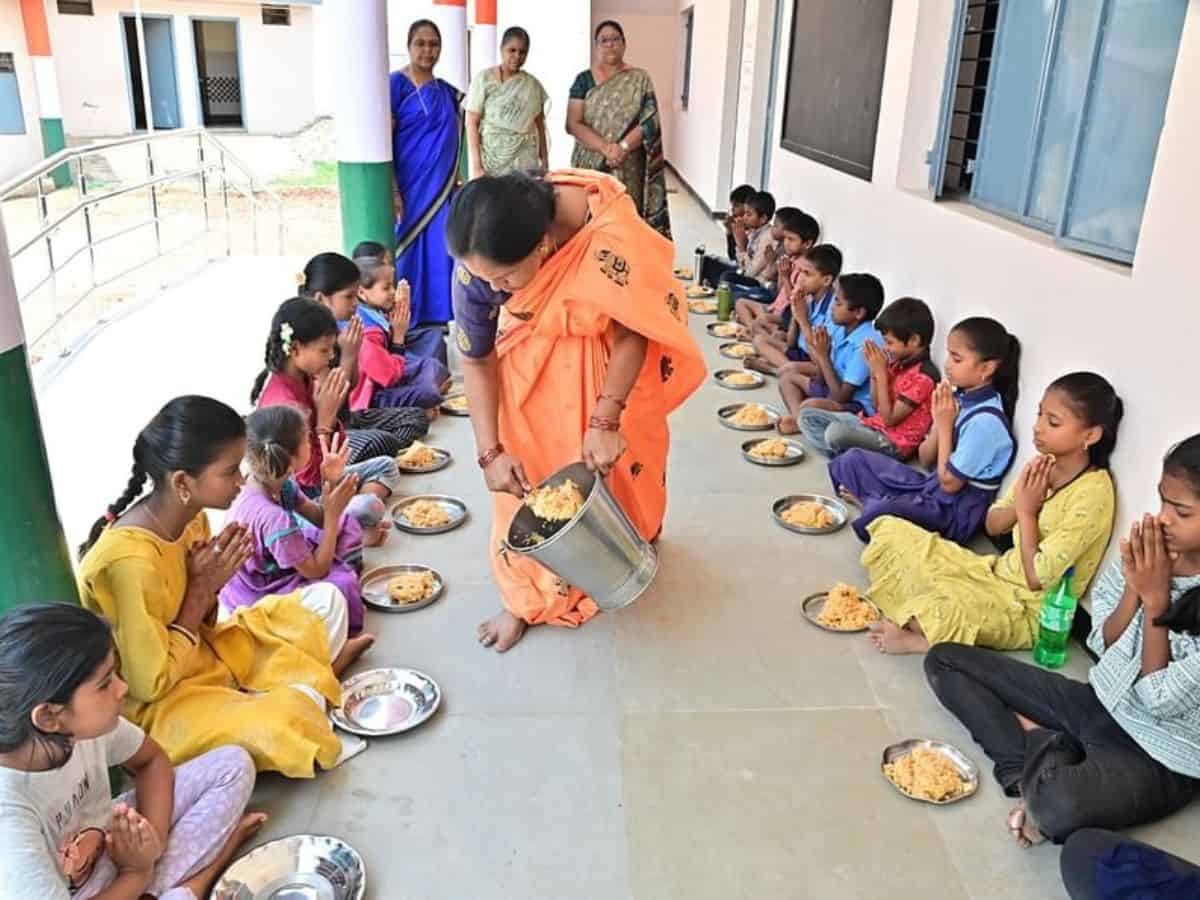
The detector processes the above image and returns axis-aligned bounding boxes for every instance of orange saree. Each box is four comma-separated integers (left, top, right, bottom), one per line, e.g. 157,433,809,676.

491,169,705,627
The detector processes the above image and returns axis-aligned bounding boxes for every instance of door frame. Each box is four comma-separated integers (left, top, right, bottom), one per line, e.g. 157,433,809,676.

188,15,247,129
119,12,182,131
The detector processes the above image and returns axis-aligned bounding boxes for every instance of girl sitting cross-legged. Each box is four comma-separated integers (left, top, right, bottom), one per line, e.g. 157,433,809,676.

77,395,373,777
220,405,367,636
831,316,1021,545
925,434,1200,848
252,297,404,545
299,252,449,412
0,602,267,900
863,372,1122,654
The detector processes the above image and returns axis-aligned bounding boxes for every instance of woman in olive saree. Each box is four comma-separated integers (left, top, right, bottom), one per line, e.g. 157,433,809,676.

566,20,671,238
465,26,549,178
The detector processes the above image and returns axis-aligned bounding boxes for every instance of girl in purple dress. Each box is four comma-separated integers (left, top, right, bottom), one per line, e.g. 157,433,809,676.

220,406,366,634
830,317,1021,545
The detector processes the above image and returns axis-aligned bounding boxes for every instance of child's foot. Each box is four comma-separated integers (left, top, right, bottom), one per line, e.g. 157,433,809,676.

363,521,391,548
744,355,776,377
178,811,269,899
331,632,376,676
867,620,931,655
1007,803,1046,849
477,609,527,653
1014,712,1044,732
426,407,440,421
837,487,863,508
777,416,800,436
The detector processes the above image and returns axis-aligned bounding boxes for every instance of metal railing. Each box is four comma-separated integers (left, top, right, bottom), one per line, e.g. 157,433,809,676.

0,128,286,358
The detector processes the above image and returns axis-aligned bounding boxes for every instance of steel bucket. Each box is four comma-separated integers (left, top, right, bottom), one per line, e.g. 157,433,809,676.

504,462,658,612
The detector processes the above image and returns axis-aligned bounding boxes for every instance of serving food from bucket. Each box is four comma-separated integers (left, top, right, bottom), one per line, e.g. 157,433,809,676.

505,461,658,612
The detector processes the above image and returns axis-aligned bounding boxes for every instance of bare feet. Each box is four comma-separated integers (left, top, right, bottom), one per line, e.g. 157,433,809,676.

744,355,777,377
867,619,931,655
837,487,863,508
477,609,527,653
363,521,391,548
178,811,268,898
1014,712,1044,732
778,415,800,436
1007,803,1046,849
331,633,376,676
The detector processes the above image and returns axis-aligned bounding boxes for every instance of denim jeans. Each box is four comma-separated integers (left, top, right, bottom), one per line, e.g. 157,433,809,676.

924,644,1199,843
797,409,899,458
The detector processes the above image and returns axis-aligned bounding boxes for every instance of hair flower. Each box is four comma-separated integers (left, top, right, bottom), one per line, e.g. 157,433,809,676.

280,322,295,355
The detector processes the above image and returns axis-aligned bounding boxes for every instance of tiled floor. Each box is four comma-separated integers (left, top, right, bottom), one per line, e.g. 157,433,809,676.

33,177,1200,898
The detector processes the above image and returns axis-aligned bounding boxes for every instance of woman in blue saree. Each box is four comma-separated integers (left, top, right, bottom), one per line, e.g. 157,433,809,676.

391,19,462,329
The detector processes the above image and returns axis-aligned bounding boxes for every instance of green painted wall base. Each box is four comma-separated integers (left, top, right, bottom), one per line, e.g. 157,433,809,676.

0,342,77,611
39,118,71,190
337,160,395,256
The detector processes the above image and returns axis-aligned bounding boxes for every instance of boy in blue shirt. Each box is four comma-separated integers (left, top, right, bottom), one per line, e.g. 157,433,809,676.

747,243,842,376
778,272,884,435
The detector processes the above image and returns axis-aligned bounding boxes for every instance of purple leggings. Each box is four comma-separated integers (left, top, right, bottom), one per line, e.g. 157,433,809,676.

75,746,255,900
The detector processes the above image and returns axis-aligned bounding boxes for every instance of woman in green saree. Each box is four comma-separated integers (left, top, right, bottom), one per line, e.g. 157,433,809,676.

566,20,671,238
465,26,549,179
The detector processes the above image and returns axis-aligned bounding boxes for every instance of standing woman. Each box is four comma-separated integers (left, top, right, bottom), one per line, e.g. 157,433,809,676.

465,27,549,179
566,20,671,238
391,19,462,328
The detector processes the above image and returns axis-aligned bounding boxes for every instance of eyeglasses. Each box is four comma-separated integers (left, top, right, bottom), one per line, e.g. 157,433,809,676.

596,36,624,46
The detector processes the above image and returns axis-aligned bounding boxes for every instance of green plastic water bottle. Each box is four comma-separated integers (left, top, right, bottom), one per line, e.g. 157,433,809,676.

1033,567,1077,669
717,283,734,322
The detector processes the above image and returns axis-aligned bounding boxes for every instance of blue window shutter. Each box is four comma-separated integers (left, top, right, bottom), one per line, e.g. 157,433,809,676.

971,1,1055,215
1059,0,1187,259
0,53,25,136
928,0,968,196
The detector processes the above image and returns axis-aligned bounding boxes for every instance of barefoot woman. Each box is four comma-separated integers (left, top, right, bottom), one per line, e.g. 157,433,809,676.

447,170,704,652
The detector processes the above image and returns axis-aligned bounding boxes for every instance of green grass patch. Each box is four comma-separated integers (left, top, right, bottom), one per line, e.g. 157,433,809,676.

271,160,338,189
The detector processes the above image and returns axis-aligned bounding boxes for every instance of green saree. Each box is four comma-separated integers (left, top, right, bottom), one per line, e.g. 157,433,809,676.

569,67,671,238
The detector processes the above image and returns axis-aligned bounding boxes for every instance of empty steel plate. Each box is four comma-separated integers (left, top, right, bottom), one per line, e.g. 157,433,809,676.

211,833,366,900
330,667,442,737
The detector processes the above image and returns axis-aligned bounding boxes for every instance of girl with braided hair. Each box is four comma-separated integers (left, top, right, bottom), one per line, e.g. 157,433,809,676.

252,297,403,545
76,396,373,777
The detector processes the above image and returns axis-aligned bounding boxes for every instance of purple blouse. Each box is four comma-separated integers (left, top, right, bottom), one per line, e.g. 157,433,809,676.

451,263,509,358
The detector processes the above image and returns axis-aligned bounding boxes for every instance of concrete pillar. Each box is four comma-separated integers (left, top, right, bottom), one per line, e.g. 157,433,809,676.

472,0,498,78
18,0,69,188
333,0,395,254
431,0,468,92
0,210,77,611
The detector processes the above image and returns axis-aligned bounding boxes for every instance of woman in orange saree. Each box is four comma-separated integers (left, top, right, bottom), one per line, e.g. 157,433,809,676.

447,169,705,651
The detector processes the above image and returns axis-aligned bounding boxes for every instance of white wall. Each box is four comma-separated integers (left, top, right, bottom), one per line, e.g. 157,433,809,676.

665,0,736,210
0,0,45,184
750,0,1200,531
48,0,316,137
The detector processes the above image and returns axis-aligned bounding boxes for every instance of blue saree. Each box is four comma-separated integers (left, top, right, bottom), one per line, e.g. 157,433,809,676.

390,71,462,326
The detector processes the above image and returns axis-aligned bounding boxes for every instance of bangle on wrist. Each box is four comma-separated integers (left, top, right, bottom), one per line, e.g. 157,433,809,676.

477,443,505,469
588,415,621,433
598,392,627,411
168,623,198,645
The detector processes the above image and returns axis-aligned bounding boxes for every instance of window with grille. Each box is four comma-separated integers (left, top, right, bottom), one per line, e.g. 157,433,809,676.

261,5,291,26
0,52,25,135
929,0,1187,263
57,0,94,14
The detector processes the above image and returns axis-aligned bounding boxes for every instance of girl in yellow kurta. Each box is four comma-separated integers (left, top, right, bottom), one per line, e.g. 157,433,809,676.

863,373,1123,654
76,396,374,777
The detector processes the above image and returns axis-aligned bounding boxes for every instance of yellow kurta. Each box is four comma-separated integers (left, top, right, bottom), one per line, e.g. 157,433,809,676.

863,469,1115,649
77,513,342,777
